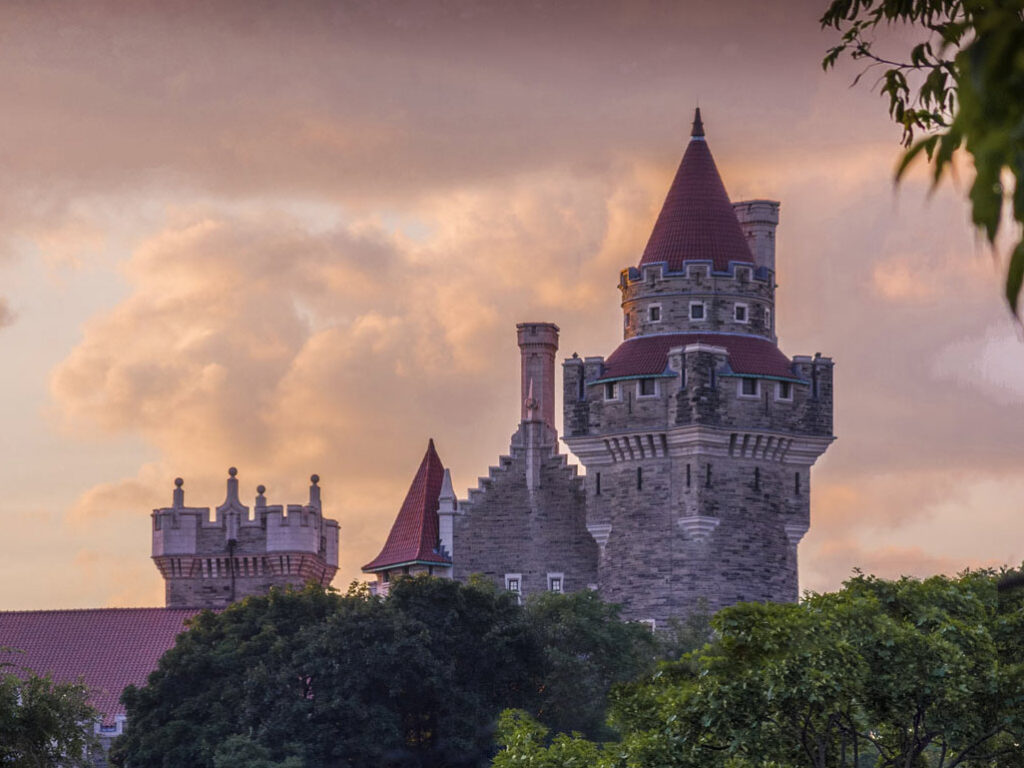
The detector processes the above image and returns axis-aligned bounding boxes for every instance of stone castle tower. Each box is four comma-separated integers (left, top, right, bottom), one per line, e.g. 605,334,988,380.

562,109,834,625
152,469,340,609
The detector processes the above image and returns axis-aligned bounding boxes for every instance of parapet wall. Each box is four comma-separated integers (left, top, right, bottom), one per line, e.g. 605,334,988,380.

152,469,340,609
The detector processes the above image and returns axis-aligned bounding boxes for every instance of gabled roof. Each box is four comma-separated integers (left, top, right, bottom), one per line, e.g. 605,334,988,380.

639,109,753,272
362,439,451,572
600,333,798,381
0,608,198,725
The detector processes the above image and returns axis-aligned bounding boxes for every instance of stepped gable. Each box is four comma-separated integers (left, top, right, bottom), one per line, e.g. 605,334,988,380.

0,608,198,725
363,439,451,572
639,108,753,272
600,333,797,380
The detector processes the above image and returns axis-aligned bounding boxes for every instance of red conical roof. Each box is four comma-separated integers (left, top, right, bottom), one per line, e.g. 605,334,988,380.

639,109,753,272
362,439,451,572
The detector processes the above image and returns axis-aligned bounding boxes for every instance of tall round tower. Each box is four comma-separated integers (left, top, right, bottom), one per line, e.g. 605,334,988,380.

563,110,834,625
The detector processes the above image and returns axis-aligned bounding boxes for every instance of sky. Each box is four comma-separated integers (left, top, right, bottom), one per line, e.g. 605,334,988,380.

0,0,1021,610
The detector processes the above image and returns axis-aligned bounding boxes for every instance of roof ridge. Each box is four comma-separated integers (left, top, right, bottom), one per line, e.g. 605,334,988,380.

0,607,199,615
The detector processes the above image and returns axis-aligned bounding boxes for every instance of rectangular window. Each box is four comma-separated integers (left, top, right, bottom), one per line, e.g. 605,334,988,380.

764,307,772,330
734,303,748,323
638,378,657,397
547,573,564,593
686,463,691,488
738,378,760,398
649,305,662,322
604,382,618,401
595,472,601,496
505,573,522,603
689,302,706,321
636,467,643,490
705,464,712,487
776,381,793,401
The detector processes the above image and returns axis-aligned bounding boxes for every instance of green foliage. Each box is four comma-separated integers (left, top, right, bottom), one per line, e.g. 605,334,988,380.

113,580,659,767
656,598,715,661
494,571,1024,768
821,0,1024,314
113,580,543,768
0,668,98,767
524,590,659,739
493,711,605,768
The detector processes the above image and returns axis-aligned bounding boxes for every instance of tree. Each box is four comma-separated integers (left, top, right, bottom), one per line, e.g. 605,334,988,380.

0,664,98,767
821,0,1024,314
524,589,659,740
112,579,543,768
495,571,1024,768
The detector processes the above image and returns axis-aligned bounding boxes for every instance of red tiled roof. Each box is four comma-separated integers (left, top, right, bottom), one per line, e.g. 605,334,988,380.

639,109,753,272
601,333,797,380
362,439,451,572
0,608,198,725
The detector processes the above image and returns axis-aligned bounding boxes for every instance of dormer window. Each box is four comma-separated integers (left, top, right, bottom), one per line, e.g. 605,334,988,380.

604,382,618,401
738,378,760,398
689,301,706,321
775,381,793,401
649,304,662,323
734,303,749,323
638,378,657,397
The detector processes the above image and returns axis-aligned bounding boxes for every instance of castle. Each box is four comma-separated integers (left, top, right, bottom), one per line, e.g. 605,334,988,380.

361,109,834,626
0,111,834,739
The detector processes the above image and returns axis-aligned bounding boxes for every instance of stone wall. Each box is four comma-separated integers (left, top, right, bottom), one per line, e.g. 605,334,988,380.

452,447,598,598
620,266,775,340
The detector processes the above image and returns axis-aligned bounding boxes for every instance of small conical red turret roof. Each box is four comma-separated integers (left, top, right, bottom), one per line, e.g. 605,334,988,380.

362,439,451,572
639,109,753,272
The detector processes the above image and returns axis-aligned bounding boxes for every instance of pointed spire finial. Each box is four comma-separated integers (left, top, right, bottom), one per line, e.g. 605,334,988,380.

691,107,705,139
224,467,240,505
439,468,456,502
309,473,321,508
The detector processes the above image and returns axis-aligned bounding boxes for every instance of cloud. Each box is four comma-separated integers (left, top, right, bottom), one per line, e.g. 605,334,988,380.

50,161,663,586
0,299,13,329
933,322,1024,406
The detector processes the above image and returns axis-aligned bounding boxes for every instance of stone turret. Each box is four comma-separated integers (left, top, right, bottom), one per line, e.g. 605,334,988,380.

152,469,340,609
563,110,834,626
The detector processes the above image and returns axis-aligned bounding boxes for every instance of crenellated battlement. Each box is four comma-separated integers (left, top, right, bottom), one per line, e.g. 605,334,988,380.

152,468,340,609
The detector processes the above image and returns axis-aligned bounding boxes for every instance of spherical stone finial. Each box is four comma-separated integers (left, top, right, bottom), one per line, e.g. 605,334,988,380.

256,484,266,495
174,477,184,488
228,467,238,478
310,474,320,485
